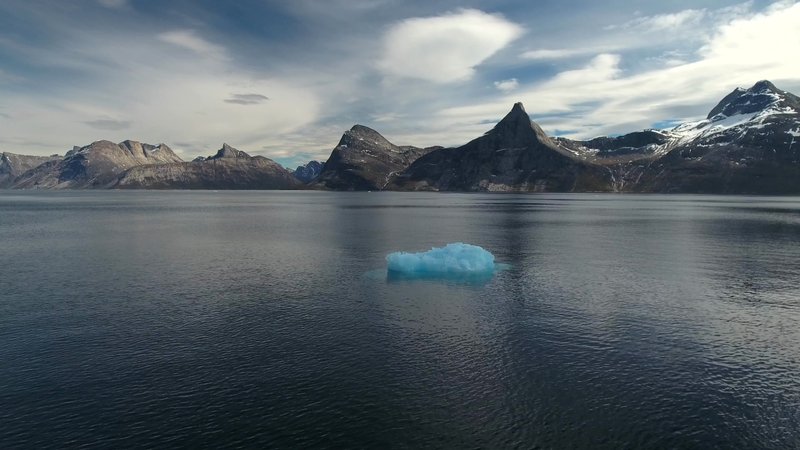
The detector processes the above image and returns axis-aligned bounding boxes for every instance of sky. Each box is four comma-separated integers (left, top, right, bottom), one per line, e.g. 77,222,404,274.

0,0,799,168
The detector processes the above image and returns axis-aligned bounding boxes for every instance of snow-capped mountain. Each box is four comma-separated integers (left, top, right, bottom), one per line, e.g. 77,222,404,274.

550,80,800,193
636,80,800,193
664,80,799,151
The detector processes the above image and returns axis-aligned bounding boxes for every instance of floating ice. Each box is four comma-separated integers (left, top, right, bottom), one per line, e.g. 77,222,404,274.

386,243,496,277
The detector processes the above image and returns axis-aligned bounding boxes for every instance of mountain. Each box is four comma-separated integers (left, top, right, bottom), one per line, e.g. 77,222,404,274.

391,103,612,192
313,125,437,190
390,81,800,194
115,143,300,189
4,79,798,193
293,160,324,183
633,80,800,193
0,152,61,188
12,140,183,189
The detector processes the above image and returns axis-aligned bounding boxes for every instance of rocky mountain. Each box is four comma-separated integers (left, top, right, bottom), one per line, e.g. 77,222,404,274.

389,80,798,194
12,140,183,189
634,80,800,193
3,79,797,193
552,80,800,193
115,143,300,189
293,160,324,183
0,152,61,188
390,103,612,192
313,125,437,190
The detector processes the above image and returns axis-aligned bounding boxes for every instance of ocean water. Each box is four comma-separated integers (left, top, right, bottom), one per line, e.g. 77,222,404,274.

1,191,799,448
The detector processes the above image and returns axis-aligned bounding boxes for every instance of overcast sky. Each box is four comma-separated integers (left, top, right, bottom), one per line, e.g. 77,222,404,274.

1,0,799,167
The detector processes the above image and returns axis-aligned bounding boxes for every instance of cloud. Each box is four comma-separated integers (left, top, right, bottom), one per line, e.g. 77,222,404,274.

1,0,798,165
224,93,270,105
519,4,756,66
607,9,707,31
493,78,519,93
157,30,228,61
405,1,800,145
377,9,523,83
0,18,321,159
520,49,591,61
84,119,132,130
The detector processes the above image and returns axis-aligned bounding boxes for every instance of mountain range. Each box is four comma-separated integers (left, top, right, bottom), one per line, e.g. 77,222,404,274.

2,80,799,193
4,142,299,190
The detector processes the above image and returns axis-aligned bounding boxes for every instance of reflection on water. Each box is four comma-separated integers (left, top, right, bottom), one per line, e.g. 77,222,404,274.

1,191,799,448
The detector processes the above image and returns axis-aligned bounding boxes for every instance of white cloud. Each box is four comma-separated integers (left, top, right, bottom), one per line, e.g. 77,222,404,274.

546,1,798,137
493,78,519,93
607,9,707,31
158,30,228,61
519,3,755,65
3,0,799,166
520,49,590,61
377,9,523,83
0,26,320,160
394,1,800,146
517,8,720,63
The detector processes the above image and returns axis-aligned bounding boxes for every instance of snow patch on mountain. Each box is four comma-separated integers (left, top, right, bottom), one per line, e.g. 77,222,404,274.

664,102,797,146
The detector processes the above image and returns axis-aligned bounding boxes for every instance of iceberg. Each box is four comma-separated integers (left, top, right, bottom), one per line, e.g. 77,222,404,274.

386,243,496,277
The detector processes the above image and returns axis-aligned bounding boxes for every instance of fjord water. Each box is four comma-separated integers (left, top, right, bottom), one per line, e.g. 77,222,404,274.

2,192,799,448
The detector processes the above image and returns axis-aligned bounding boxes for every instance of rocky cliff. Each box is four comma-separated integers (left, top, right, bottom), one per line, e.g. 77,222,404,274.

0,152,61,188
12,140,183,189
115,143,300,189
313,125,437,190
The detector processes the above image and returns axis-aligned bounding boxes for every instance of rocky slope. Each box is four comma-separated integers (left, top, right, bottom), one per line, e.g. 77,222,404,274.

0,152,61,188
313,125,437,190
293,160,324,183
115,143,300,189
12,140,183,189
634,80,800,193
555,80,800,193
390,103,612,192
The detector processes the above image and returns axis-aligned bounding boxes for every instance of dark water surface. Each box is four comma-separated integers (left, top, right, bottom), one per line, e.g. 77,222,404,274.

2,191,800,448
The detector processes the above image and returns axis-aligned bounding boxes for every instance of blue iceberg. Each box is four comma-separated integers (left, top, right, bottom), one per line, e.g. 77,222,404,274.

386,243,496,278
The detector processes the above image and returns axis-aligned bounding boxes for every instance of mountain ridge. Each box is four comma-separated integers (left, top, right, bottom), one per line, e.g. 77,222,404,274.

3,80,799,193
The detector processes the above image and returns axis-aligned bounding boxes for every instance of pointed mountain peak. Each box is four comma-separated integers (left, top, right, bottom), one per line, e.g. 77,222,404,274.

499,102,530,124
480,102,553,149
210,143,250,159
